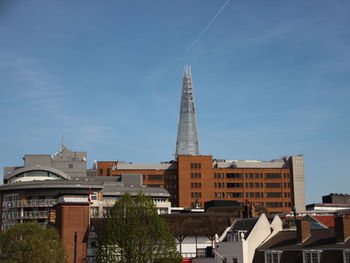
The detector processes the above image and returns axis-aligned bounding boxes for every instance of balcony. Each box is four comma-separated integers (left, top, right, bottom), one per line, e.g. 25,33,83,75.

2,210,49,220
2,199,57,208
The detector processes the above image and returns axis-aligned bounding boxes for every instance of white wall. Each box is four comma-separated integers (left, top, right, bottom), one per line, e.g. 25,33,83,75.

214,214,283,263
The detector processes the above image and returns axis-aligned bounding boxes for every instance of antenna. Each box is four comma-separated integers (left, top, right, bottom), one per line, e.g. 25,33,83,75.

61,134,64,149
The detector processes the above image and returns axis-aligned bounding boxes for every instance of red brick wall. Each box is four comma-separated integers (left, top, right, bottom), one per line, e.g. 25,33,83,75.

56,204,89,263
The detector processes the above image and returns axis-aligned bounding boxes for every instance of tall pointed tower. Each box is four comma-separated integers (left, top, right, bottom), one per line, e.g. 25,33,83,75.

175,65,200,157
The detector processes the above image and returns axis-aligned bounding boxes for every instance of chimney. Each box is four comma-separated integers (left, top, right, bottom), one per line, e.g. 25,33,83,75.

335,215,350,243
296,219,311,243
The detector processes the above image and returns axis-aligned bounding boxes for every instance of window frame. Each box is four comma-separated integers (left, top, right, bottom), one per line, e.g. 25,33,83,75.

264,250,281,263
343,249,350,263
302,250,321,263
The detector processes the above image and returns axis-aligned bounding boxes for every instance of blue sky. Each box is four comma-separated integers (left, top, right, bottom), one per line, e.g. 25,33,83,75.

0,0,349,204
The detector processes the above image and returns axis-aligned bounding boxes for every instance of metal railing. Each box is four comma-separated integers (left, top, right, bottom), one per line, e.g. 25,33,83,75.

2,210,50,220
2,199,57,208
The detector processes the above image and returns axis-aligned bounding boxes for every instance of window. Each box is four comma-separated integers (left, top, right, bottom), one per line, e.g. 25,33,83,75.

214,173,224,179
266,183,282,188
226,173,242,179
191,173,201,178
344,250,350,263
227,183,243,188
90,192,97,201
265,173,282,179
266,202,283,207
191,163,201,169
148,174,163,180
99,168,103,175
303,250,321,263
266,192,282,198
265,251,281,263
191,192,201,198
227,192,243,198
69,164,73,168
191,182,201,188
215,192,225,198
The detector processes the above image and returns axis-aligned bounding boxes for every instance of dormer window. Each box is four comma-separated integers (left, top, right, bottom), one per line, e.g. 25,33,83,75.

227,230,247,242
264,250,281,263
303,250,321,263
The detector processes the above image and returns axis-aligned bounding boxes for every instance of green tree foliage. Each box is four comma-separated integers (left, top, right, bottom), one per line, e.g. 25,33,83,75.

97,193,181,263
0,222,66,263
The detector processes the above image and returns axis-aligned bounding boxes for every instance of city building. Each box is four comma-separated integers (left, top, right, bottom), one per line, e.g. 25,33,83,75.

97,66,305,213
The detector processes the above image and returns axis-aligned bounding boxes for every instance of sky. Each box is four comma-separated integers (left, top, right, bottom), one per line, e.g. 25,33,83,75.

0,0,349,204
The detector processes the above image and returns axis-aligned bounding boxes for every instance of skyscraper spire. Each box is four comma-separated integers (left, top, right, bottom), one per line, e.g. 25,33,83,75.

175,65,200,157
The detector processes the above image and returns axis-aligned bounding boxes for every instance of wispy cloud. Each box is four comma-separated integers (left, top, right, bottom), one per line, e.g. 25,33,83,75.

2,55,113,147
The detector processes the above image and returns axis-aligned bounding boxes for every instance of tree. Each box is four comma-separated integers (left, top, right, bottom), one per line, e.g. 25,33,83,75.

0,222,66,263
97,193,181,263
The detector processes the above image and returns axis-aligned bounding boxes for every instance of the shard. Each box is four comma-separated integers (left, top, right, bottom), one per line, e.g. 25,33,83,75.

175,65,200,157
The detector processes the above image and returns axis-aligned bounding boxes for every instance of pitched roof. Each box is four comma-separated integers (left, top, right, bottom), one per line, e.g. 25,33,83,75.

257,229,350,250
162,213,236,237
229,218,259,239
311,215,335,228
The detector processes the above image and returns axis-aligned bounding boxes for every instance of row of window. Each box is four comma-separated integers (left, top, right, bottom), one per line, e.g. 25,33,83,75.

265,250,350,263
215,192,291,199
214,173,291,179
214,182,292,189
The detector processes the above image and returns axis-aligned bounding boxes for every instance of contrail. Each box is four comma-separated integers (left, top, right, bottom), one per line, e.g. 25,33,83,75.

186,0,231,54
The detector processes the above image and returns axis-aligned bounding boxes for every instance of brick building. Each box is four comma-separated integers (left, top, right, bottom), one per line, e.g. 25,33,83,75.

97,154,304,213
